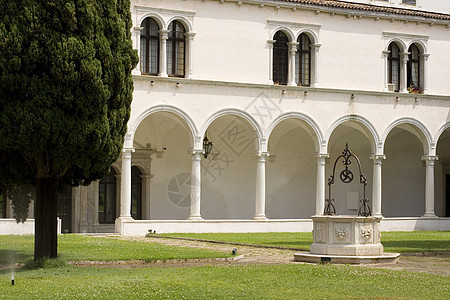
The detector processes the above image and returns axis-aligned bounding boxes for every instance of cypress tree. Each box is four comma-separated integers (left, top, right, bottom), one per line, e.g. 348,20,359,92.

0,0,138,259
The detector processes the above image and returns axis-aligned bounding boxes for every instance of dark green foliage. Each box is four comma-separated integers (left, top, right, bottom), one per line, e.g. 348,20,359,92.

8,184,35,223
0,0,138,259
0,0,138,186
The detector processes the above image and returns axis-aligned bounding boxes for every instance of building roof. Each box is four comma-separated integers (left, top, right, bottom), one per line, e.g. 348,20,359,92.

272,0,450,21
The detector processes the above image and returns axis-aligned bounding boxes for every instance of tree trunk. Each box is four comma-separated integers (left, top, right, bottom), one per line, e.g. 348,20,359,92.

34,177,58,260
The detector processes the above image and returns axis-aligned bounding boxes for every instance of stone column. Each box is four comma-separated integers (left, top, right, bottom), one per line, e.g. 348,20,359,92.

400,51,409,93
115,175,121,220
254,153,269,220
422,156,438,218
371,155,385,217
267,40,275,84
382,50,390,91
92,181,100,232
315,154,329,215
184,32,196,78
288,42,299,86
189,150,203,220
79,186,88,233
421,53,430,94
311,43,321,87
120,148,134,219
158,30,169,77
141,175,153,220
133,26,144,75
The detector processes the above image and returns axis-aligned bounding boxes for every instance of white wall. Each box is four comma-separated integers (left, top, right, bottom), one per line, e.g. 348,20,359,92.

132,0,450,95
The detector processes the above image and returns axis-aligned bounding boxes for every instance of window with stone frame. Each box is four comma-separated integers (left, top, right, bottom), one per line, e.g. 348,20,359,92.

296,33,311,86
98,169,117,224
273,31,289,85
388,42,401,92
167,20,186,77
407,44,421,90
140,17,160,75
402,0,416,5
131,166,143,220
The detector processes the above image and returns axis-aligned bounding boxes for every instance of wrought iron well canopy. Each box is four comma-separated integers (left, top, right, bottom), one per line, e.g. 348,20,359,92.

324,144,371,217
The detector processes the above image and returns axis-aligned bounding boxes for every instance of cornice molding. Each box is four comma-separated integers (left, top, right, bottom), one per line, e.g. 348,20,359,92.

135,5,196,17
383,31,429,41
267,19,321,29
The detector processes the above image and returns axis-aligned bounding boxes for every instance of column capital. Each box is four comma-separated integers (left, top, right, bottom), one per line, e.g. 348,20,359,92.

382,50,390,56
400,51,410,61
288,41,299,52
159,29,170,39
267,39,275,44
421,155,438,165
315,153,329,159
255,152,270,161
184,32,196,39
133,26,144,32
189,149,204,159
370,154,386,161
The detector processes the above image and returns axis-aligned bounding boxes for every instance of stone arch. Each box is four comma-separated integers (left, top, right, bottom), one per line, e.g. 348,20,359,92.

381,117,432,155
130,105,198,149
200,108,264,152
137,13,165,29
267,112,323,153
296,29,318,44
406,40,427,54
385,38,407,52
166,16,193,32
434,121,450,149
272,27,295,42
325,115,380,155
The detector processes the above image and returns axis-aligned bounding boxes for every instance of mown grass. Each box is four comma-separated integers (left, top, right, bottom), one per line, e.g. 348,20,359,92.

0,234,231,265
0,264,448,299
159,231,450,253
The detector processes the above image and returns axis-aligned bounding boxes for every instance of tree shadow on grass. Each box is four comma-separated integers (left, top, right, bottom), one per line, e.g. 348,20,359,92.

382,240,450,253
0,250,31,265
0,250,31,275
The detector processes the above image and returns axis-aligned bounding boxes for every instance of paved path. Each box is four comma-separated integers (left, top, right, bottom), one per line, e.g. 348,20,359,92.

120,236,450,275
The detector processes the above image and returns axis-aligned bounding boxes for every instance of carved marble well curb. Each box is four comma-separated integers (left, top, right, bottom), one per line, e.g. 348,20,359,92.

310,215,383,256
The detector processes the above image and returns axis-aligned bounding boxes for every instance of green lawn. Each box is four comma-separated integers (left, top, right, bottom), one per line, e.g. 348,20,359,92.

0,264,448,299
159,231,450,253
0,235,230,265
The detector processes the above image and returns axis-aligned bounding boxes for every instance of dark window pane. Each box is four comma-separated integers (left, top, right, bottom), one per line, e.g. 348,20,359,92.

131,166,142,220
402,0,416,5
99,169,117,224
167,20,186,77
407,44,421,88
273,31,289,85
388,43,401,92
140,18,159,75
296,33,311,86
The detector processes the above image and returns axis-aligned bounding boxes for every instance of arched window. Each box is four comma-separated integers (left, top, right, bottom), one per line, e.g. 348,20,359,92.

388,43,401,92
407,44,421,90
296,33,311,86
131,166,142,220
167,20,186,77
140,18,159,75
273,31,289,85
99,169,117,224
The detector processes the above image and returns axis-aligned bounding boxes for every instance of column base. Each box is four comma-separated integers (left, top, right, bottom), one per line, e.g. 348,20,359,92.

115,216,133,235
421,213,438,218
253,215,268,221
188,215,203,221
372,213,384,218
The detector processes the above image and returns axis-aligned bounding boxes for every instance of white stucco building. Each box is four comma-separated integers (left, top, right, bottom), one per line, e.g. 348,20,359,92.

2,0,450,235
